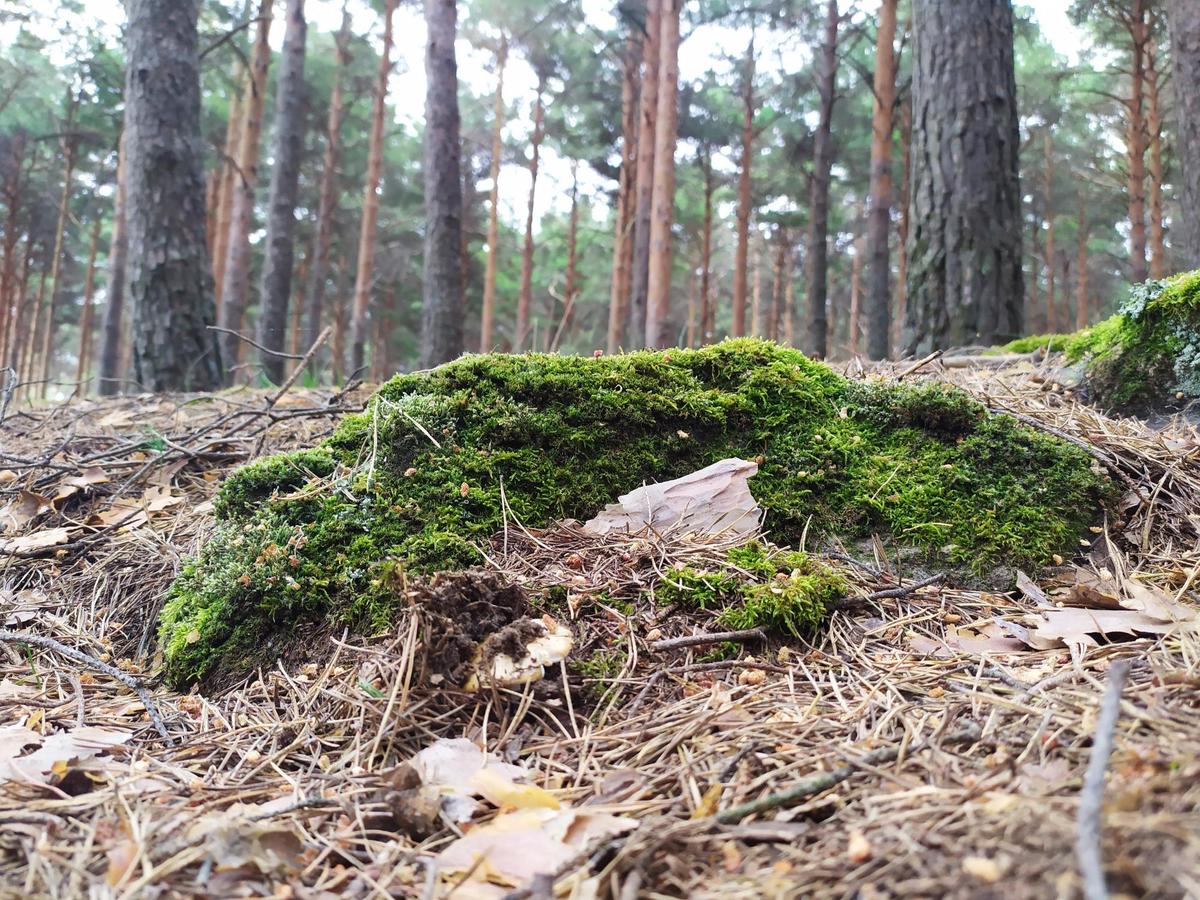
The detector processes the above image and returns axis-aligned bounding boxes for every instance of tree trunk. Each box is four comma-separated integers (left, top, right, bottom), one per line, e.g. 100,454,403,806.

699,150,714,343
1169,0,1200,267
1029,223,1042,333
783,261,795,347
349,0,396,376
6,238,31,373
849,232,864,356
515,77,545,352
606,35,640,354
38,124,76,396
216,0,273,371
1044,132,1055,332
480,35,506,353
302,5,349,374
731,36,753,339
19,269,46,390
628,0,661,348
74,218,102,392
1076,193,1089,330
893,96,911,352
331,251,349,383
125,0,222,391
865,0,898,360
770,228,787,342
806,0,839,359
255,0,308,384
644,0,680,349
1145,28,1166,279
903,0,1023,353
98,129,128,395
550,163,581,353
1126,0,1149,284
419,0,465,368
211,76,243,317
0,131,24,368
750,234,762,336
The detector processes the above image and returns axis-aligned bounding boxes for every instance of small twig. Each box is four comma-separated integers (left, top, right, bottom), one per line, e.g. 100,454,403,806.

862,573,946,601
208,325,307,360
650,628,765,652
714,723,982,824
1076,659,1131,900
628,659,792,712
0,366,16,424
267,325,332,408
894,350,942,380
0,630,173,745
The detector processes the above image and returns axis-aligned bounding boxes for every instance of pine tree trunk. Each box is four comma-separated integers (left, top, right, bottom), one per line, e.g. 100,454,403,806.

331,251,349,383
606,35,640,354
1169,0,1200,267
903,0,1023,353
515,78,545,352
74,218,101,392
98,129,128,395
217,0,273,371
1126,0,1149,284
480,35,506,353
1076,193,1089,330
644,0,680,349
628,0,661,348
255,0,307,384
349,0,396,376
125,0,222,391
1029,223,1042,333
419,0,465,368
1044,132,1056,332
806,0,839,359
551,163,581,353
750,234,762,336
211,76,243,316
849,232,864,356
770,228,787,342
0,132,24,368
865,0,897,360
19,271,47,390
893,97,910,352
731,37,753,339
685,263,697,348
302,5,349,374
699,151,714,343
783,264,795,347
38,128,76,396
1145,30,1166,279
6,239,31,372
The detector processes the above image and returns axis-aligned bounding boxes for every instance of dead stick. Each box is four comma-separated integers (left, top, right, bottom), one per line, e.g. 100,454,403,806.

651,628,765,652
863,573,945,600
0,629,173,744
894,349,942,380
715,723,982,824
1076,659,1131,900
268,325,333,409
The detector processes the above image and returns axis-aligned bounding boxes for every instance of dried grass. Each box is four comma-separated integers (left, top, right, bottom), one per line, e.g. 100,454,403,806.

0,363,1198,898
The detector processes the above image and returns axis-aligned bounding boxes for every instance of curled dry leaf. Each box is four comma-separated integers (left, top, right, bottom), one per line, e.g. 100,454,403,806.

0,724,131,783
0,526,73,554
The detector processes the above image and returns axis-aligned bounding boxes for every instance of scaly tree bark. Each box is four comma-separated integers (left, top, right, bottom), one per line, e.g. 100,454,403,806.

302,4,349,371
124,0,222,391
1125,0,1150,284
419,0,465,368
211,76,243,304
731,36,754,338
750,234,762,336
74,218,101,392
606,35,640,354
628,0,661,347
38,98,77,396
904,0,1023,353
865,0,898,360
893,96,911,351
480,34,506,353
1043,132,1056,332
1076,193,1089,330
0,131,24,367
806,0,839,359
1029,223,1042,333
1169,0,1200,267
1145,23,1166,279
217,0,273,371
515,75,545,352
255,0,308,384
644,0,681,349
349,0,396,375
698,148,714,343
98,129,128,395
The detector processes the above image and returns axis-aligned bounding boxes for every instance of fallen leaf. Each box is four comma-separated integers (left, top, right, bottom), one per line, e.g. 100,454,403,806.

0,724,131,783
1,490,51,532
0,527,72,554
0,470,17,483
691,783,722,819
408,737,529,822
469,767,560,810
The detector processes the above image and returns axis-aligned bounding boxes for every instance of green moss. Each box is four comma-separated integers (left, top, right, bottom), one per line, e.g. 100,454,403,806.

162,340,1111,687
996,333,1074,355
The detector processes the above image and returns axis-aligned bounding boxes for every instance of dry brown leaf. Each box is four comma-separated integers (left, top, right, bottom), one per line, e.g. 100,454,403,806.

0,724,131,783
1,490,51,532
0,469,17,483
0,526,72,554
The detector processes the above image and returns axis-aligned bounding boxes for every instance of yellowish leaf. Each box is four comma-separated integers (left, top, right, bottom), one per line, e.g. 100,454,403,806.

469,766,560,810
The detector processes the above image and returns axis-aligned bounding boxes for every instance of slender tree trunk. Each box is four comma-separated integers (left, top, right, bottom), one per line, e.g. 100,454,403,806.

99,129,129,395
255,0,308,384
515,77,545,352
628,0,661,347
783,262,795,347
38,130,76,396
849,232,864,356
904,0,1023,353
1145,28,1166,279
211,75,243,316
807,0,839,359
644,0,680,348
699,151,714,343
0,132,23,368
1169,0,1200,267
19,270,47,389
331,251,349,383
550,162,581,353
125,0,222,391
420,0,465,368
866,0,898,359
480,35,506,353
606,35,640,354
6,238,31,372
750,234,762,336
770,228,787,342
1044,132,1056,332
732,36,754,339
1076,193,1089,330
302,5,349,373
288,251,307,356
74,218,102,392
1029,223,1042,333
893,97,911,352
685,262,698,348
1126,0,1149,284
204,169,219,260
217,0,273,370
349,0,396,376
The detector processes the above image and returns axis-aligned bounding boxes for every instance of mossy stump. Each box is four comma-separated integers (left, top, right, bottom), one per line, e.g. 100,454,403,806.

999,269,1200,412
161,340,1111,687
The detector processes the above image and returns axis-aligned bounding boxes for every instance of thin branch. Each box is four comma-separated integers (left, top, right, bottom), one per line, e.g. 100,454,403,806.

1076,660,1131,900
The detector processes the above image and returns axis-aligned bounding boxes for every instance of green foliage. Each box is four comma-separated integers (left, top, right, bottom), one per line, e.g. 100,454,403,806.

997,334,1074,354
161,340,1111,687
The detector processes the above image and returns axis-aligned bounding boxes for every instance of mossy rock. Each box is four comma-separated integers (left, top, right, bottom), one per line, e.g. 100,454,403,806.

160,339,1111,687
999,269,1200,412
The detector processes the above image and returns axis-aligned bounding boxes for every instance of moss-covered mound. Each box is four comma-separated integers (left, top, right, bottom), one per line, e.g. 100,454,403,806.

161,340,1110,687
999,269,1200,411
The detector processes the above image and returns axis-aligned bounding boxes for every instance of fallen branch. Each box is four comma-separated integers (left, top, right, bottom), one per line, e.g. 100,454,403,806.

650,628,765,652
862,572,946,601
714,723,982,824
268,325,332,408
894,350,942,380
0,629,172,744
1076,659,1131,900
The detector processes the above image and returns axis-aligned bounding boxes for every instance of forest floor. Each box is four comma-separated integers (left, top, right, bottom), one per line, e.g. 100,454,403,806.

1,355,1199,898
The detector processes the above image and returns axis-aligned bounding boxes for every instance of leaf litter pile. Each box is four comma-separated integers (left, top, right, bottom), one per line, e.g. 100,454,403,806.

1,361,1200,899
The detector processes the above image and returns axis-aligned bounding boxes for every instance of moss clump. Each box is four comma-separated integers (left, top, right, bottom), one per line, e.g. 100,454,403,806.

996,333,1074,355
161,339,1110,687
